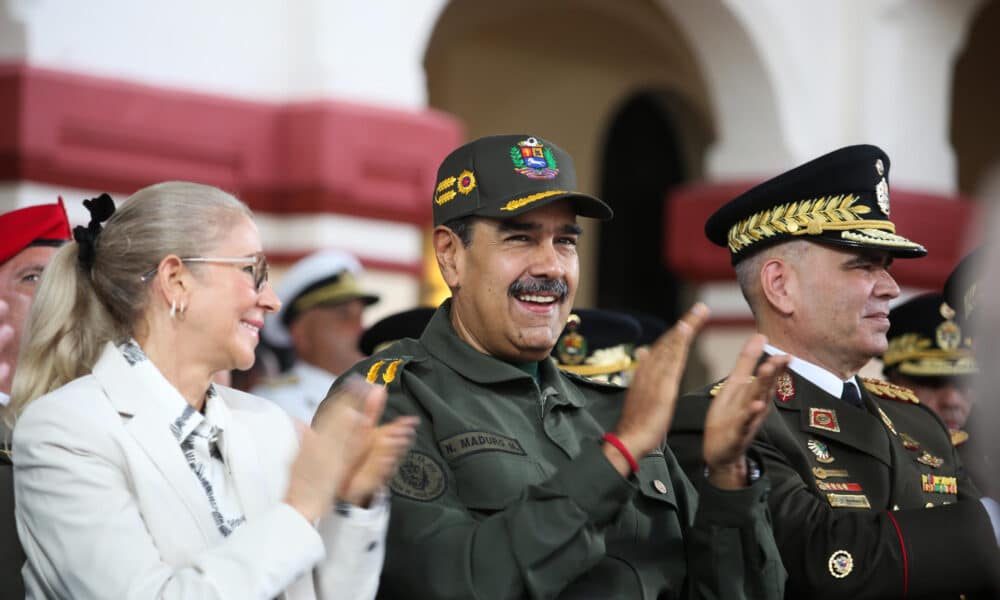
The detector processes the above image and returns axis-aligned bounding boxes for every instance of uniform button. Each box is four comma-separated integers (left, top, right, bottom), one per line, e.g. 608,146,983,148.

892,504,900,511
925,502,935,508
366,541,378,552
653,479,667,494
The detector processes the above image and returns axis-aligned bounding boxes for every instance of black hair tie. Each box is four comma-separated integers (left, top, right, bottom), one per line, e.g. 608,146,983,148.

73,193,116,272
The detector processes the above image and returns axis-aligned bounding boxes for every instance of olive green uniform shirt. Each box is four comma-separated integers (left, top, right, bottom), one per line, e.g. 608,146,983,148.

671,367,1000,599
328,301,785,600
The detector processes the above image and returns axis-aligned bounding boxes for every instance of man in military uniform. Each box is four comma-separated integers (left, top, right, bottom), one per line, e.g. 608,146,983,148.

882,293,977,434
670,145,1000,598
0,199,72,600
253,249,379,423
321,134,789,599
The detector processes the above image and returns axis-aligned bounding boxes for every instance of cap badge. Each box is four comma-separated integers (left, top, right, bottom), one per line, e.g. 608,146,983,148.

775,372,795,402
828,550,854,578
555,314,587,366
876,177,890,216
935,303,961,351
808,439,835,463
875,158,885,177
510,137,559,180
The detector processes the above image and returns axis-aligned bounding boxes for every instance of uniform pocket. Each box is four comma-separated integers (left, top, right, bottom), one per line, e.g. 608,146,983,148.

635,453,679,510
452,452,547,512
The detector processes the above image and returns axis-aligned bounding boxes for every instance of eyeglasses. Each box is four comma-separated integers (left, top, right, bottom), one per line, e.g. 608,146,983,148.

141,253,270,292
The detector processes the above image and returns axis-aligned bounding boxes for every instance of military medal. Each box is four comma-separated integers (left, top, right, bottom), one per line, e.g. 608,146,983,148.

775,372,794,402
916,451,944,468
922,474,957,495
809,408,840,433
827,493,871,509
828,550,854,578
812,467,849,479
807,439,835,463
900,432,921,451
877,407,897,436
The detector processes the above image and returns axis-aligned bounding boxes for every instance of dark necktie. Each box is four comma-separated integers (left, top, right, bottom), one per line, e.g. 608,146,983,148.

841,381,864,409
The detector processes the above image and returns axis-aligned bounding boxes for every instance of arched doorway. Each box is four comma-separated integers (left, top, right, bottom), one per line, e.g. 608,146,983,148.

596,89,710,323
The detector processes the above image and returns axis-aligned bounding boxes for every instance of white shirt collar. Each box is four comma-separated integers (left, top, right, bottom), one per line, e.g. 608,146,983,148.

763,343,859,399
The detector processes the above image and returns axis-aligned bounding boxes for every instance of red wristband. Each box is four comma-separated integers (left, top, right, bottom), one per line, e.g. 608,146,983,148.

602,433,639,473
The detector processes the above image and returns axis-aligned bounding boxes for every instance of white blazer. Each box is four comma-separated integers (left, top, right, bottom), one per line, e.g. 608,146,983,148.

13,343,387,600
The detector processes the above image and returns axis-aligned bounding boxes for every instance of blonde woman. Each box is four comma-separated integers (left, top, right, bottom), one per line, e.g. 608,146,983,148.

9,183,417,599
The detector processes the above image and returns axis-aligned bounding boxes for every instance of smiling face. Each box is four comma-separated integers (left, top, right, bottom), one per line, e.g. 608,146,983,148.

787,243,900,376
0,245,59,393
443,200,581,362
183,216,280,372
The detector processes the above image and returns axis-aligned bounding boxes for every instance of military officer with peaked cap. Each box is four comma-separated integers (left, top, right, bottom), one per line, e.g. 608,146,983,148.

0,199,72,600
882,292,977,434
552,308,642,385
252,249,379,423
320,133,789,598
669,145,1000,598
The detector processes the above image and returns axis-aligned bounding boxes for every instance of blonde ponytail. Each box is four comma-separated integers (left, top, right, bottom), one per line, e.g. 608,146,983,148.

7,182,251,422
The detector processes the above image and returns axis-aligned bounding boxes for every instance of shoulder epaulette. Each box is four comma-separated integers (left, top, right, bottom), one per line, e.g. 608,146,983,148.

709,378,728,397
561,368,627,389
950,429,969,447
365,357,413,386
861,377,920,404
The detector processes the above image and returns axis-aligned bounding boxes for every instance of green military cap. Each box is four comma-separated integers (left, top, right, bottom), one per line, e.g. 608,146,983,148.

432,134,613,226
882,292,976,378
553,308,641,378
705,145,927,263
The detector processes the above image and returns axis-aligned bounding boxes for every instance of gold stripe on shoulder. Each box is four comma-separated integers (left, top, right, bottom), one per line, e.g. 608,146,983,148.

366,360,386,384
950,429,969,447
861,377,919,404
383,360,403,384
709,379,728,397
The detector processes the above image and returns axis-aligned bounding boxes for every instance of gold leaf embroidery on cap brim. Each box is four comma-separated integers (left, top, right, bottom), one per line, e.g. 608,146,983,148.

726,194,893,253
500,190,569,212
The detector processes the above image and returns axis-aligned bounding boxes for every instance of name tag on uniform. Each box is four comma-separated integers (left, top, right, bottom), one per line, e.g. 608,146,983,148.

438,431,526,461
827,493,871,509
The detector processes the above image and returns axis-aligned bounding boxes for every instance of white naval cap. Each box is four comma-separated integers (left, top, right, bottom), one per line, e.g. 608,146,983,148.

262,249,379,348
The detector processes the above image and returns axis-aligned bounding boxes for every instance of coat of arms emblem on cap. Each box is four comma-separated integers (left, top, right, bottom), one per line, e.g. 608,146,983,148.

875,159,890,216
510,137,559,180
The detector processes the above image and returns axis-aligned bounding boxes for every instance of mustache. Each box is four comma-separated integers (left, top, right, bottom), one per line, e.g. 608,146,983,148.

508,277,569,301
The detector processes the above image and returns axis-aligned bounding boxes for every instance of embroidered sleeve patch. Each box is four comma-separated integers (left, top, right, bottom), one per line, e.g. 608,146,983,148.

390,451,447,502
437,431,526,462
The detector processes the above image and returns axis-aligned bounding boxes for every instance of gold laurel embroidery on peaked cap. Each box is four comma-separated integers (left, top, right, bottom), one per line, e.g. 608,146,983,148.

436,177,456,194
840,228,924,249
726,194,894,254
500,190,569,212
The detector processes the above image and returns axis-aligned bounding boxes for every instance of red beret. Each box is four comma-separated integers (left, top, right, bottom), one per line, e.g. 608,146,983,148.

0,198,72,265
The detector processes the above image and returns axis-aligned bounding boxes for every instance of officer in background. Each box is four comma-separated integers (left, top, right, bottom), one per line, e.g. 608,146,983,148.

882,292,977,435
670,145,1000,598
0,199,71,600
253,249,379,423
552,308,641,386
322,134,789,599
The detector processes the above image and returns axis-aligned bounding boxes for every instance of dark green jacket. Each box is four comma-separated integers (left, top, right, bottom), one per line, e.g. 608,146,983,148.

671,368,999,599
328,301,785,600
